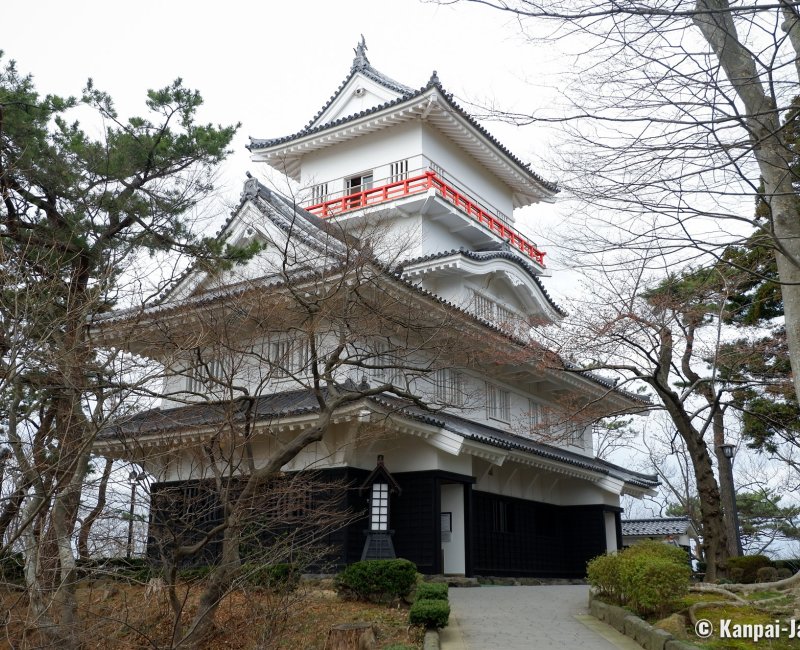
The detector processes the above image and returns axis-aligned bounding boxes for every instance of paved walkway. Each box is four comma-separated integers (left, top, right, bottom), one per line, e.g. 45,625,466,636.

440,585,642,650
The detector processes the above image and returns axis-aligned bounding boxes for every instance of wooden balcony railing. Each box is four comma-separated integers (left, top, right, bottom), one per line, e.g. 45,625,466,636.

305,171,546,267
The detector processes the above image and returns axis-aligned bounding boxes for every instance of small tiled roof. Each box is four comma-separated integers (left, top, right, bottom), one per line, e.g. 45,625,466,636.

100,387,658,491
621,518,693,537
248,46,557,195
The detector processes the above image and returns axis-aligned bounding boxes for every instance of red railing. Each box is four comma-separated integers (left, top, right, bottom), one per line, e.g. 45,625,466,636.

305,171,546,267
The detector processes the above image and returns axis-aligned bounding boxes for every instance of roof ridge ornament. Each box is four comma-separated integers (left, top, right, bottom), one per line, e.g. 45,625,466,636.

352,34,369,72
428,70,440,86
241,173,260,201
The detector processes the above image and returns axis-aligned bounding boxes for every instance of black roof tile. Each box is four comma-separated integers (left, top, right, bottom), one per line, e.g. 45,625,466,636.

621,518,693,536
101,387,658,490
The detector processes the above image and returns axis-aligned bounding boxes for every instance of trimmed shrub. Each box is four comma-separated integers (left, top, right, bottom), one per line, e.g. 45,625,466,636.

756,566,778,583
774,559,800,574
242,562,299,592
415,582,448,601
588,541,691,617
587,553,622,603
409,598,450,629
335,559,417,603
619,554,691,617
776,567,793,580
727,555,772,584
729,568,744,583
623,540,689,566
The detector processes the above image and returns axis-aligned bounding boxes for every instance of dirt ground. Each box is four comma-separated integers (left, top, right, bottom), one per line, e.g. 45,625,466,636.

0,581,424,649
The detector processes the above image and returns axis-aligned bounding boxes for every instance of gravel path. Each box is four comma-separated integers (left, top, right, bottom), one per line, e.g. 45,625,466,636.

441,585,639,649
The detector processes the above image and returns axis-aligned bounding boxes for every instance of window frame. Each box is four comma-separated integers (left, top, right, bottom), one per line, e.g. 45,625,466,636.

434,368,464,407
486,382,511,423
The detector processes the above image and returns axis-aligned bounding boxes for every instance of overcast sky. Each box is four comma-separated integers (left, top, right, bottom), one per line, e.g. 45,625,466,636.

3,0,575,293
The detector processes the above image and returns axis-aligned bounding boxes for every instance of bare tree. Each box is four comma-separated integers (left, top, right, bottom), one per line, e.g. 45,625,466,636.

437,0,800,407
541,250,784,578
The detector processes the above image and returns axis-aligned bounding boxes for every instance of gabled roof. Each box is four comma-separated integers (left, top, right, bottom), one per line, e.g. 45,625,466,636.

98,387,658,493
621,518,696,537
248,40,558,202
396,247,567,318
155,175,353,304
305,36,413,130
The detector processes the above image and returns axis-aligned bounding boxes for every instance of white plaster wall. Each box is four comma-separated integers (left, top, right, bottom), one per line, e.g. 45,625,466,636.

158,325,592,460
419,218,475,254
557,479,622,507
421,123,514,219
605,511,619,553
298,120,516,227
301,122,423,191
441,484,466,574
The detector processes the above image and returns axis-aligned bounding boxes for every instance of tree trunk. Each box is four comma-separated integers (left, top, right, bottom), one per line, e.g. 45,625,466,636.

683,430,729,581
178,523,242,649
711,412,740,558
77,458,114,560
694,0,800,406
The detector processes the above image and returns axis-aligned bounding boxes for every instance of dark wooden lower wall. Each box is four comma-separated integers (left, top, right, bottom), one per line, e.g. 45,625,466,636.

472,490,614,578
147,471,615,578
147,468,370,571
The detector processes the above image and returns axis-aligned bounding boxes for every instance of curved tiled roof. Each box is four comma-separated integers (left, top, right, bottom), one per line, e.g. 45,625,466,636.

248,62,558,194
371,394,657,489
100,387,658,491
395,247,567,317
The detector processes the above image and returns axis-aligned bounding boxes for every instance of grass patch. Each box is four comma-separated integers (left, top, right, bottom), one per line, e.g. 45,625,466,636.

675,592,732,609
749,591,782,601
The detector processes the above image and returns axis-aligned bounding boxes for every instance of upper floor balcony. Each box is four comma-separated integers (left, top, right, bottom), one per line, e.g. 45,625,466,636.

302,157,547,268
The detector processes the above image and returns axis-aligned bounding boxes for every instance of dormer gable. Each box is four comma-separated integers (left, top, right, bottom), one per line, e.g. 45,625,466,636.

309,37,412,129
398,248,566,327
160,177,351,303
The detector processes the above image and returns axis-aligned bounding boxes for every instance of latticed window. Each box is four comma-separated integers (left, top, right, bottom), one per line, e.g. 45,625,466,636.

471,290,522,335
472,290,495,322
434,369,464,407
390,159,408,182
311,182,328,203
371,341,401,384
486,382,511,422
187,358,223,393
567,424,584,447
267,337,310,378
370,482,389,531
495,303,516,326
528,399,542,431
